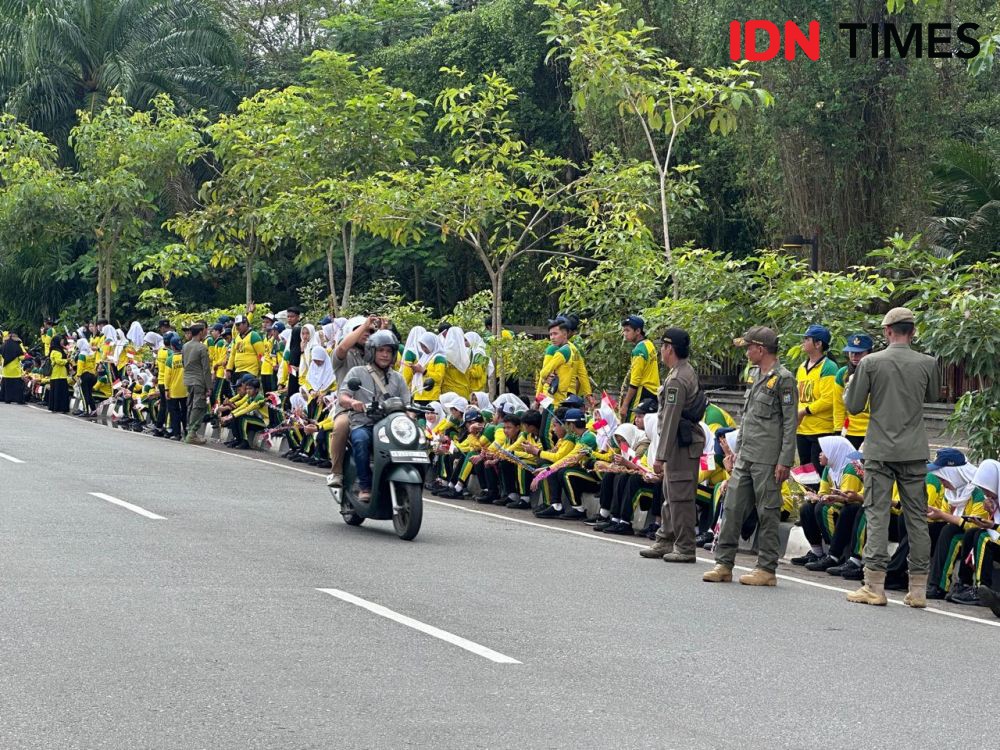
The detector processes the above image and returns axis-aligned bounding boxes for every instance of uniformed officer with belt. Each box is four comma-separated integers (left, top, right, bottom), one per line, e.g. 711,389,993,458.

639,328,705,563
703,326,797,586
843,307,939,608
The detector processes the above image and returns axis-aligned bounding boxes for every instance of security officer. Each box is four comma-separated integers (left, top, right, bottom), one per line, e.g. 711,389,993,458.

639,328,705,563
703,326,797,586
844,307,939,609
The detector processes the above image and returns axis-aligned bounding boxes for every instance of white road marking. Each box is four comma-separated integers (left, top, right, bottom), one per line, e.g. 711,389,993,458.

88,492,165,520
0,451,24,464
317,588,521,664
38,406,1000,630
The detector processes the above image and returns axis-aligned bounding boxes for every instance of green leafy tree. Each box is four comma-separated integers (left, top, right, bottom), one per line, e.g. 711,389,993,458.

70,94,206,319
361,69,651,393
0,116,86,327
538,0,772,287
0,0,239,150
257,51,427,313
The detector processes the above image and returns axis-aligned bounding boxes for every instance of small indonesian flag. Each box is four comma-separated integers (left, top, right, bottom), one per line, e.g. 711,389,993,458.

700,454,716,472
539,396,553,410
791,464,821,486
601,390,617,412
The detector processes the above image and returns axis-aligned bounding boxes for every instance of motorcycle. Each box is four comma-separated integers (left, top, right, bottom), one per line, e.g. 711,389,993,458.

329,378,431,541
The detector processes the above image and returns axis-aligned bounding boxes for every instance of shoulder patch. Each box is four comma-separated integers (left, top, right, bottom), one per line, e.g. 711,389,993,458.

766,375,778,390
665,387,678,405
782,391,793,405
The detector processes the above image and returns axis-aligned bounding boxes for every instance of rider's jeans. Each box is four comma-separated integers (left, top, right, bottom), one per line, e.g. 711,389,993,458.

350,425,374,490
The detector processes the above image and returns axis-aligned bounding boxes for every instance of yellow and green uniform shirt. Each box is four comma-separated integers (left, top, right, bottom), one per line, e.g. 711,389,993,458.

536,344,576,406
704,403,736,435
2,342,27,377
832,366,870,438
627,338,660,395
568,340,592,397
49,350,68,380
227,330,266,375
415,355,447,402
796,356,839,435
818,463,865,495
166,351,187,399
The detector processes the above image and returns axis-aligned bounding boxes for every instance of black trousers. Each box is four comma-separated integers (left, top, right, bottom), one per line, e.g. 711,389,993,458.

79,372,97,411
155,386,168,428
167,397,187,437
796,433,833,490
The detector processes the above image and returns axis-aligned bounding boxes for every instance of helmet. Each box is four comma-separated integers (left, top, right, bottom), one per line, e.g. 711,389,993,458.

365,329,399,366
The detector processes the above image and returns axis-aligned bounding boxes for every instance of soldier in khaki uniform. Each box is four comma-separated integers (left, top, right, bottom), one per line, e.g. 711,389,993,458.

844,307,939,608
704,326,797,586
639,328,705,563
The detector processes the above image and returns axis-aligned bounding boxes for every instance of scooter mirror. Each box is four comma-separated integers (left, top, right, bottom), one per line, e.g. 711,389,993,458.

347,378,362,391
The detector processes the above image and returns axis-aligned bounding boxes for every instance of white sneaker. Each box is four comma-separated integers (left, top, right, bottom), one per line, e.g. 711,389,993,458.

326,473,343,488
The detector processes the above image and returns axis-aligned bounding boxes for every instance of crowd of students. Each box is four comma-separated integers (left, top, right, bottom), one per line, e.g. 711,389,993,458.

2,309,999,618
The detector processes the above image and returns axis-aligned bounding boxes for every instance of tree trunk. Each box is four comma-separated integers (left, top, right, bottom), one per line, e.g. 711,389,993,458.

326,238,339,316
340,223,356,310
245,250,255,305
658,168,677,300
413,263,421,300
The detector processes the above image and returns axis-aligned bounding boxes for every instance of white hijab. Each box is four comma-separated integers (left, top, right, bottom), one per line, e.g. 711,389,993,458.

126,321,145,349
412,331,442,395
700,422,715,455
465,331,494,376
307,346,334,393
403,326,427,363
595,403,619,451
443,326,470,373
143,332,163,351
472,391,491,411
818,435,855,487
290,392,307,414
932,462,980,511
112,328,128,362
439,392,469,416
493,393,528,415
75,338,93,356
644,410,660,460
972,460,1000,540
101,324,116,343
613,423,645,452
340,316,367,343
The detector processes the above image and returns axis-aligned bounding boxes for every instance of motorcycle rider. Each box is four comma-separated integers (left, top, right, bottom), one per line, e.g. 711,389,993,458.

338,330,411,500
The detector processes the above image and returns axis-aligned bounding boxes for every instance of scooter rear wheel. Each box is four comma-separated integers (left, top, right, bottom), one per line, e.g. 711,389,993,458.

391,481,423,541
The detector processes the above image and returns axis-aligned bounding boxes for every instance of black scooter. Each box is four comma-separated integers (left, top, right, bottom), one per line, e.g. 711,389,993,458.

329,379,430,541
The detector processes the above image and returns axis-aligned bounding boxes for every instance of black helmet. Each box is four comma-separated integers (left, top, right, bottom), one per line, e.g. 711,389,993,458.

365,329,399,365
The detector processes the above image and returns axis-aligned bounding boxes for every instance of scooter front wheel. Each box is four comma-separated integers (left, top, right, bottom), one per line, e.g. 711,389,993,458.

391,481,423,541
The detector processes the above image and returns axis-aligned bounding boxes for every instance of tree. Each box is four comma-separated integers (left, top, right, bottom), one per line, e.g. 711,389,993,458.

361,69,651,393
926,141,1000,262
257,51,427,313
70,94,206,320
538,0,772,290
0,0,240,151
0,116,86,327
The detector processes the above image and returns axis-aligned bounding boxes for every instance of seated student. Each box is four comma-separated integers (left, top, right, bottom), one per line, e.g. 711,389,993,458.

589,423,651,535
470,408,505,504
222,377,268,449
967,461,1000,616
825,457,925,582
534,408,599,521
479,411,524,506
428,393,467,491
696,426,734,548
920,449,990,600
435,409,488,500
519,406,575,509
792,435,864,570
501,409,545,509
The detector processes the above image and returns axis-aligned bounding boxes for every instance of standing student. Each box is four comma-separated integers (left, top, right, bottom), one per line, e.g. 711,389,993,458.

795,324,838,489
703,326,797,587
47,335,70,413
0,332,27,404
75,338,99,415
618,315,660,422
284,306,303,406
844,307,939,609
639,328,705,563
165,335,188,440
831,333,873,448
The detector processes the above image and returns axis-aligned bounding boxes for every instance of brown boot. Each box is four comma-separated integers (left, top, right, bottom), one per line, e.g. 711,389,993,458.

904,573,928,608
739,568,777,586
847,568,888,606
702,564,733,582
639,543,672,559
662,551,696,563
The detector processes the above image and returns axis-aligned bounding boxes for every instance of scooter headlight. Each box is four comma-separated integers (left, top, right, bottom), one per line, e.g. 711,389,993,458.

389,416,418,445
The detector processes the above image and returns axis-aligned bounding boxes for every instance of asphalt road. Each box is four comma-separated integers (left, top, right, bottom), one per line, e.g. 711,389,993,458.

1,403,997,750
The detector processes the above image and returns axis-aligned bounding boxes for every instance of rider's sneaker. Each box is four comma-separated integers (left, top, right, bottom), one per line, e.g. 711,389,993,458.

358,489,372,501
326,473,343,488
